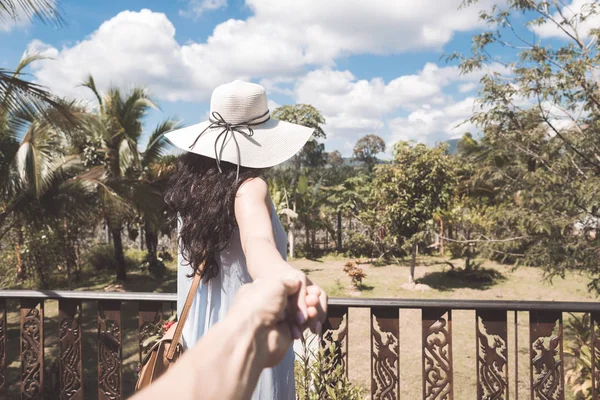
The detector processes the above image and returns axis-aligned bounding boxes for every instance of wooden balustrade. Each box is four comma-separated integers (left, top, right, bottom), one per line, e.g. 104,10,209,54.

0,291,598,399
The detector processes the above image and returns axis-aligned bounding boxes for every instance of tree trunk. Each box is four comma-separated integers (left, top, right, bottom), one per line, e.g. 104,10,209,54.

287,200,296,259
73,237,82,282
408,239,417,284
105,219,111,244
16,224,26,280
439,219,445,255
337,210,342,251
465,229,472,271
63,219,75,289
140,225,145,251
304,216,310,257
288,229,295,259
145,220,158,261
111,226,127,281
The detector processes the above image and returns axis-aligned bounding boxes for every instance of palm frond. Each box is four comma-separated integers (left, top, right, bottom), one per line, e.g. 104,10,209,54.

0,69,61,119
142,118,182,168
79,74,103,112
0,0,64,27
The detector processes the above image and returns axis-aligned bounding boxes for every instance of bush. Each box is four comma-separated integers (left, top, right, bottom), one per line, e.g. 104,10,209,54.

564,313,594,399
86,245,142,272
295,337,363,400
345,232,377,258
343,260,367,288
140,255,167,279
86,245,117,271
158,250,174,262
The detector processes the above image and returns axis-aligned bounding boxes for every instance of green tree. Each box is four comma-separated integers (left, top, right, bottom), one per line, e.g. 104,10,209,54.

0,73,101,287
453,0,600,290
83,76,174,280
372,142,457,283
352,134,386,171
269,104,326,258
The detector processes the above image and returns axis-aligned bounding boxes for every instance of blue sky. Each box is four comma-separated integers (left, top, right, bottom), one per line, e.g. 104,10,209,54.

1,0,586,155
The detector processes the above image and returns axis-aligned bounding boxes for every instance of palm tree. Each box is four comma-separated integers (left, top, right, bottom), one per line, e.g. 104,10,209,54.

0,92,104,286
83,75,178,280
0,2,65,117
139,122,180,263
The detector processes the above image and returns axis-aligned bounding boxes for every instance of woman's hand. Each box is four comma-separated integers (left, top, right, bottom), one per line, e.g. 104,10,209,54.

284,269,328,338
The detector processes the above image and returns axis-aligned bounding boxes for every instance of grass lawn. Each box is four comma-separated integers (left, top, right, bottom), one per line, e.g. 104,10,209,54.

2,254,596,399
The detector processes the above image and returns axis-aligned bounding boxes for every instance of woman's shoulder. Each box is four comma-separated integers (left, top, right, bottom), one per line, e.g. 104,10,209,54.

236,177,269,198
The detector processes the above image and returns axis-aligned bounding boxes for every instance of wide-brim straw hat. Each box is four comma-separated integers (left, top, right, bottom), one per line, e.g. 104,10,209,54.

164,80,315,169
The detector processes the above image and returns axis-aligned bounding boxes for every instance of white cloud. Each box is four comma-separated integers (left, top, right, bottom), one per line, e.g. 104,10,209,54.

28,0,494,101
458,82,478,93
533,0,600,40
293,64,488,149
389,97,478,144
0,17,27,32
180,0,227,19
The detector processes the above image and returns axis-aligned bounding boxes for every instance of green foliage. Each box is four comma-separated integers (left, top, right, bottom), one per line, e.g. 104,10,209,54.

564,313,595,399
295,337,363,400
345,231,377,258
449,0,600,291
86,244,143,272
372,142,457,248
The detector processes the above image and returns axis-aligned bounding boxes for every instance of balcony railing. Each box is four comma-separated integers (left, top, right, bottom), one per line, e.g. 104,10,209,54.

0,290,599,399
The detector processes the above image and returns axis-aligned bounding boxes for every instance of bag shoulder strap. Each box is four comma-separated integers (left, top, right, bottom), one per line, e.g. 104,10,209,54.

166,263,203,360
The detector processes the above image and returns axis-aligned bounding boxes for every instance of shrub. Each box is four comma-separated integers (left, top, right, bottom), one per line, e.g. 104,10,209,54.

344,232,377,258
564,313,594,399
86,245,117,271
343,260,367,288
86,245,143,272
295,336,363,400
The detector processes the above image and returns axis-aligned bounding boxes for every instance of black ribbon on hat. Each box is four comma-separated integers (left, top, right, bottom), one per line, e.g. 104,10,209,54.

188,109,270,180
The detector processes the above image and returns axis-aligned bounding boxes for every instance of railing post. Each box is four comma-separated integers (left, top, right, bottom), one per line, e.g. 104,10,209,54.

422,308,453,400
98,300,122,400
476,309,508,400
59,299,83,400
138,302,163,363
529,311,563,400
20,299,44,400
0,299,5,399
321,305,348,376
371,307,399,399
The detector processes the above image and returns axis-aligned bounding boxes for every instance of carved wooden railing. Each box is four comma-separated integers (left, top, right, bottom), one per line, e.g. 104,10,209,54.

0,291,599,399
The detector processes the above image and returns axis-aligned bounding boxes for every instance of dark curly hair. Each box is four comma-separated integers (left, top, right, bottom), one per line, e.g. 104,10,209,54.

165,152,263,279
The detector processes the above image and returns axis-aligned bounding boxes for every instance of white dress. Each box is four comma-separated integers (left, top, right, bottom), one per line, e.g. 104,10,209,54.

176,204,296,399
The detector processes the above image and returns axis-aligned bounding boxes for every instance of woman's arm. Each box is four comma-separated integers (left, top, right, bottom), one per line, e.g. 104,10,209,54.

131,279,302,400
235,177,327,333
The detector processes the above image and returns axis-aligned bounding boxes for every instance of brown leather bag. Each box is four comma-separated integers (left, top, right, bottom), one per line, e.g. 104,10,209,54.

135,269,202,392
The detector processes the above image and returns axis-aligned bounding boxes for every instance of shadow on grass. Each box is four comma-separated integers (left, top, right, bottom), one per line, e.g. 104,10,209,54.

122,269,177,293
303,257,324,263
300,268,324,276
416,267,507,291
356,283,375,292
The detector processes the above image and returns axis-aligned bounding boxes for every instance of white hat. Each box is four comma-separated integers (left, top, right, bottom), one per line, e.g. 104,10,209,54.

164,80,315,171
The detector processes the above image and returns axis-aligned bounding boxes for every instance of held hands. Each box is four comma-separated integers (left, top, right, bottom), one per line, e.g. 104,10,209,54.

229,276,327,367
288,272,328,339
